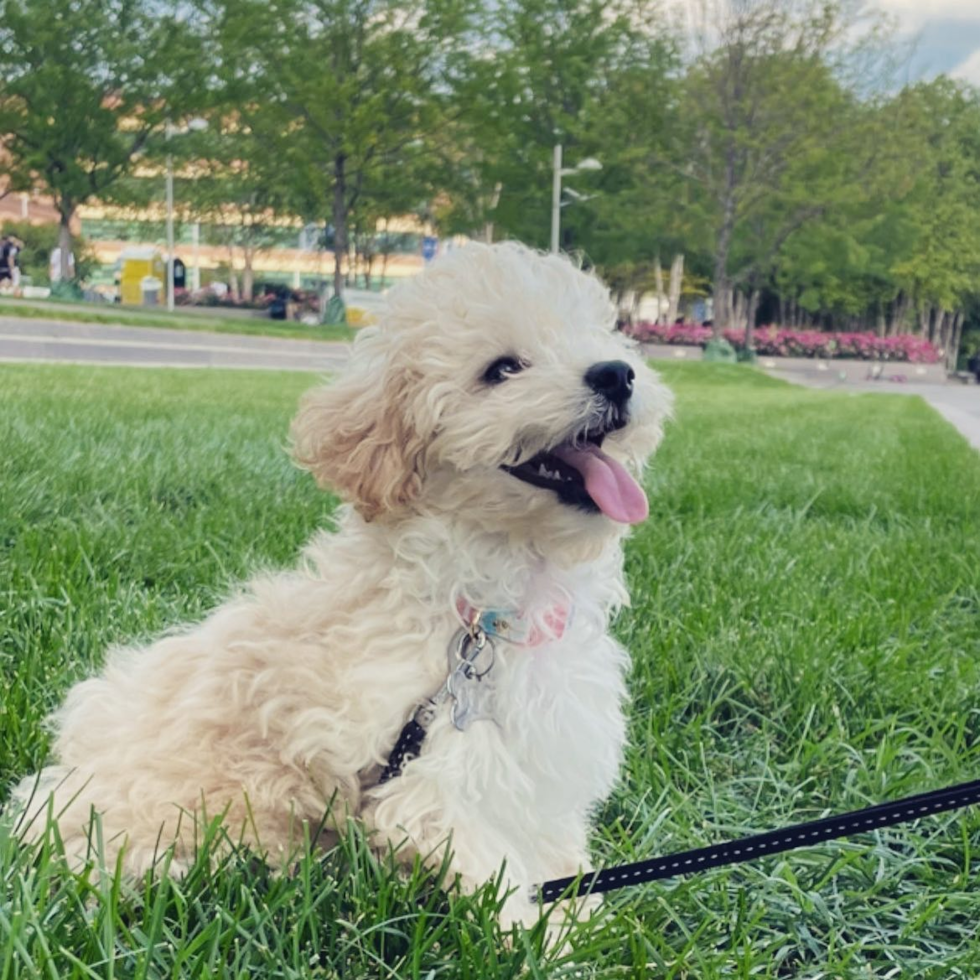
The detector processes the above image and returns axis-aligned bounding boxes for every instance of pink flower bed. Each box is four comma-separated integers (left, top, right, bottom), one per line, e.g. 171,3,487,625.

629,322,940,364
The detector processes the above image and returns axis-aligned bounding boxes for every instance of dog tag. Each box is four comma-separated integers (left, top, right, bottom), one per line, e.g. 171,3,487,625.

448,670,497,730
447,628,496,731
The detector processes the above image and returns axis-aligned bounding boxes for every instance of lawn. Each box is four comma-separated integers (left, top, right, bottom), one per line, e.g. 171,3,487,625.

0,296,356,343
1,361,979,977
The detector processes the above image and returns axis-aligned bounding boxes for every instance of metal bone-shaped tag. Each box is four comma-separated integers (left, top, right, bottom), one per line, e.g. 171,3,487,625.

447,626,496,731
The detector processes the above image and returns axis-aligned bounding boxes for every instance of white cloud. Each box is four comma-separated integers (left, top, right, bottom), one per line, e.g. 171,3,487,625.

662,1,980,86
871,4,980,84
950,48,980,85
875,0,980,30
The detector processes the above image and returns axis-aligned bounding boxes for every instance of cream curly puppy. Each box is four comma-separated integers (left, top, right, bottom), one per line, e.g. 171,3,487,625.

11,242,672,922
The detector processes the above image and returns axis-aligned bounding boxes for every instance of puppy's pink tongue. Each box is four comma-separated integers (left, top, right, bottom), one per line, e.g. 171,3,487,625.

553,445,648,524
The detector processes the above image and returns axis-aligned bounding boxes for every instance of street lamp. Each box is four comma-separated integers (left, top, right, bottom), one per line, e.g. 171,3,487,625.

166,116,208,311
550,144,602,255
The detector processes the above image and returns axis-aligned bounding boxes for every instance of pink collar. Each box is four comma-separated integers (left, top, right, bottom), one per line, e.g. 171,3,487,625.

454,596,572,648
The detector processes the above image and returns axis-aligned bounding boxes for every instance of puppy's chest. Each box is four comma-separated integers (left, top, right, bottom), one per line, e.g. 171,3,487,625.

470,626,626,811
476,625,622,750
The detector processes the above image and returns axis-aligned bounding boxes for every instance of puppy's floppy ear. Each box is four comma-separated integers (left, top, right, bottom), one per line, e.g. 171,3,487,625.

291,358,427,521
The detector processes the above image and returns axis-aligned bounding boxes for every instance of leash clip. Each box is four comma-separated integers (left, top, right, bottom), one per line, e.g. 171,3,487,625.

448,623,496,730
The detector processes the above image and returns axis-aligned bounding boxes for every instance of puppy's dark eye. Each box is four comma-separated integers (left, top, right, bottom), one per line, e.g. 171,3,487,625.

482,356,527,385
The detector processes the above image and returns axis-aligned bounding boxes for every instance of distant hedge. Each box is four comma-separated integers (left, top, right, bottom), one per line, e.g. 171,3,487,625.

630,323,940,364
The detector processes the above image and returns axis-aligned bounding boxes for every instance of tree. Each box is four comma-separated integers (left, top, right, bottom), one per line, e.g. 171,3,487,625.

441,0,669,254
0,0,202,281
887,79,980,367
170,123,296,302
575,51,694,318
766,77,980,367
671,0,893,338
346,147,438,289
202,0,471,300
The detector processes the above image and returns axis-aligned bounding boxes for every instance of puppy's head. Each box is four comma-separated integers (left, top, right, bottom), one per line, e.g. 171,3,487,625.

292,242,672,555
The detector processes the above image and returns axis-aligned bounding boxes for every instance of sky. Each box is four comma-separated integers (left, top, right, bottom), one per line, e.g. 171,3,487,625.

880,0,980,86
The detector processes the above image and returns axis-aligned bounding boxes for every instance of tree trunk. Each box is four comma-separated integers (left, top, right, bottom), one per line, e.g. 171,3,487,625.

222,242,238,301
917,303,930,337
712,272,733,334
58,206,74,281
887,292,904,335
381,219,391,289
666,253,684,325
712,268,731,337
653,256,664,325
711,140,738,339
482,182,503,244
242,250,254,302
630,289,642,322
332,153,348,299
936,309,950,366
948,311,964,371
744,288,760,349
732,290,746,332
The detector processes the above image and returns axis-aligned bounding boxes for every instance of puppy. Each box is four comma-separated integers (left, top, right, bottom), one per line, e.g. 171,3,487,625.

10,242,672,923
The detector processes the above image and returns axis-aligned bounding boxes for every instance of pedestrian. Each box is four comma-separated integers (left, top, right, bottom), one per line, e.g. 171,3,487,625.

7,237,24,294
0,235,11,288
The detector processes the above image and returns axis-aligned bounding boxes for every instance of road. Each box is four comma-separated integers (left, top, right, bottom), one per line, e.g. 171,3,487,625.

0,316,350,373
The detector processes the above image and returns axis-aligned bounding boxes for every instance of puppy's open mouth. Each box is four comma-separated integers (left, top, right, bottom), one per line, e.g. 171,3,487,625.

502,429,648,524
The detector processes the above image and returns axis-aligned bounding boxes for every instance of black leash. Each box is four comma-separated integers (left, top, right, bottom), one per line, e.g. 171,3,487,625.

535,777,980,903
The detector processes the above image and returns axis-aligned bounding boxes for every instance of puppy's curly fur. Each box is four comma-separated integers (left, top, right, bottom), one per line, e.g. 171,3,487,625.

11,242,672,922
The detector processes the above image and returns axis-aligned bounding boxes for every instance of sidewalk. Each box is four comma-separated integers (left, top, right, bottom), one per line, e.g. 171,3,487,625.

0,316,350,372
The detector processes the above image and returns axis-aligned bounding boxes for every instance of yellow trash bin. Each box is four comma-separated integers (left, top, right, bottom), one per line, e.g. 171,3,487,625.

119,247,165,305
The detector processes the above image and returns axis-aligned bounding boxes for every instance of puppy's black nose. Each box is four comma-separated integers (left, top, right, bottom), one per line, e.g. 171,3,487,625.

585,360,635,408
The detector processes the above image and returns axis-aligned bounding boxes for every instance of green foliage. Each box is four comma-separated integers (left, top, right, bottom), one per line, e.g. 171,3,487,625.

441,0,671,253
0,0,204,227
888,79,980,310
658,1,881,332
198,0,471,296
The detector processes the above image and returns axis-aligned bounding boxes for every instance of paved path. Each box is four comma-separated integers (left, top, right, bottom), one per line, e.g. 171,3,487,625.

765,368,980,453
0,316,350,373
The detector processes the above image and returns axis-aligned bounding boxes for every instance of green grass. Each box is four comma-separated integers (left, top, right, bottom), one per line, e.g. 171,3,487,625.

1,360,979,977
0,296,356,343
